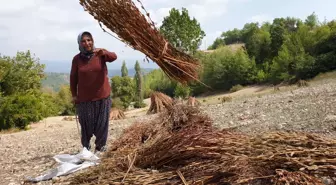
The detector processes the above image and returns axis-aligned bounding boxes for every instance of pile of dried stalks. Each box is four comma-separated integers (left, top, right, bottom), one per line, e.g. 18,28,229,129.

186,96,201,107
79,0,200,84
109,108,126,120
147,92,173,114
69,104,336,185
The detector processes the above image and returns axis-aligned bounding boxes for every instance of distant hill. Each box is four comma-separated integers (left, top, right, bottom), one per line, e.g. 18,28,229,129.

42,68,155,92
42,72,70,92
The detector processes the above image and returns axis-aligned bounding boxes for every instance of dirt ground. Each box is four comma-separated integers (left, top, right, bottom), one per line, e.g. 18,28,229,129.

0,77,335,185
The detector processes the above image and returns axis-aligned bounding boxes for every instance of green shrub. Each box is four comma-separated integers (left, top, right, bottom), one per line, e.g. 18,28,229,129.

134,101,147,108
201,46,257,91
111,97,124,110
0,93,44,130
56,85,75,116
174,83,191,98
230,84,243,93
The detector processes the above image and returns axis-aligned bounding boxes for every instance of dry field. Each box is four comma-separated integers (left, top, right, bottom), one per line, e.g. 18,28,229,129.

0,76,335,185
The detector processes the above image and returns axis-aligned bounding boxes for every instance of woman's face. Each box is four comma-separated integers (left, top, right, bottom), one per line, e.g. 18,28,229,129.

81,35,94,52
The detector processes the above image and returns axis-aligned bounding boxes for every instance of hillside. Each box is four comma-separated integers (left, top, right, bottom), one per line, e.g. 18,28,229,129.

42,72,70,92
1,76,335,184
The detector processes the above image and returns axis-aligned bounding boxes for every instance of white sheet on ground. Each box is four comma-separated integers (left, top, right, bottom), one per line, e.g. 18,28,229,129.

26,148,100,182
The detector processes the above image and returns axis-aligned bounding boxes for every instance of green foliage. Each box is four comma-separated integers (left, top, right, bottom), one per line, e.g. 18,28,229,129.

111,97,124,110
119,77,135,109
41,72,69,92
207,38,224,50
160,7,206,54
134,101,147,109
174,83,191,98
222,28,243,45
121,61,128,77
56,85,75,116
0,51,45,96
0,92,44,130
111,76,123,98
230,84,243,93
134,61,145,108
245,29,272,65
201,46,257,90
205,12,335,87
0,51,63,130
305,12,319,29
111,75,135,109
40,92,61,117
143,69,176,97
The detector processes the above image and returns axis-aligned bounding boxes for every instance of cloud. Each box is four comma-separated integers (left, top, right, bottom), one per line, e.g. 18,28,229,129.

143,0,230,26
0,0,243,66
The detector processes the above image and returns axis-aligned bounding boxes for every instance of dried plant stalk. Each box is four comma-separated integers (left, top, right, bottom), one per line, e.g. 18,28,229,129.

79,0,200,84
69,104,336,185
147,92,173,114
186,97,201,107
109,108,126,120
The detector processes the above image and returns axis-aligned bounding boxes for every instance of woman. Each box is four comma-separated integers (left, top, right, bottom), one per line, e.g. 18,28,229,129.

70,31,117,153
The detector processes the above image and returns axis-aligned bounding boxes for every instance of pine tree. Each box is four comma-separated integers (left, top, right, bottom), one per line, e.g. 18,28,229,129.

134,60,145,108
121,60,128,77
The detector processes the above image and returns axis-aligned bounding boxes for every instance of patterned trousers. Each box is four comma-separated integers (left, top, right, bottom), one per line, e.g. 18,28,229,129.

76,97,111,152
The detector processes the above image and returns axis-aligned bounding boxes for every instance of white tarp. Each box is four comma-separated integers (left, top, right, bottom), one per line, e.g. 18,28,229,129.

26,148,100,182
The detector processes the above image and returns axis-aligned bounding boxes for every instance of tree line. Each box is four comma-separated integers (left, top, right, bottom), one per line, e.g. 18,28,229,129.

142,10,336,96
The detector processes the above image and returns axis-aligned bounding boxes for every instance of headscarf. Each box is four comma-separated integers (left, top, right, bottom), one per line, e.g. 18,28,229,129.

77,31,96,59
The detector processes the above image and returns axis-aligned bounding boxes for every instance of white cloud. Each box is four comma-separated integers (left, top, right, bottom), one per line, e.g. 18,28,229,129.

0,0,239,66
143,0,230,26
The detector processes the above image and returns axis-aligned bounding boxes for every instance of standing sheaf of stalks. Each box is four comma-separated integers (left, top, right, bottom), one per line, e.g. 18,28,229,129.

147,92,173,114
79,0,200,84
109,108,126,120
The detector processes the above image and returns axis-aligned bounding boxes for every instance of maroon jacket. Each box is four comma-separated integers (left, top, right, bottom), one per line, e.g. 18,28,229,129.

70,50,117,103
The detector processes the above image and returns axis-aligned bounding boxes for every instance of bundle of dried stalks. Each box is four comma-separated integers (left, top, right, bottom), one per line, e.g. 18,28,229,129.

147,92,173,114
79,0,200,84
186,96,201,107
109,108,126,120
273,170,323,185
69,105,336,185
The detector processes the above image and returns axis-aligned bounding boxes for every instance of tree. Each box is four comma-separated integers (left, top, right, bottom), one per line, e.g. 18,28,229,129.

121,60,128,77
119,77,135,109
134,61,145,108
305,12,319,29
160,7,206,54
0,51,45,96
56,85,75,115
244,27,272,65
202,47,257,90
270,33,315,82
0,92,45,130
174,83,190,99
207,38,224,50
222,28,243,45
111,76,123,98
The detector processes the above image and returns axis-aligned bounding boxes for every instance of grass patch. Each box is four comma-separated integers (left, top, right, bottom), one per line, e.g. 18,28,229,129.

230,84,243,93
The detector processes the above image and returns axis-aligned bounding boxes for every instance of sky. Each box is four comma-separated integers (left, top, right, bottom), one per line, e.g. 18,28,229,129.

0,0,335,70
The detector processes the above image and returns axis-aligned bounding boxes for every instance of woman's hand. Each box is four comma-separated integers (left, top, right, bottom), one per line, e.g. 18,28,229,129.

93,48,106,57
94,48,117,62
